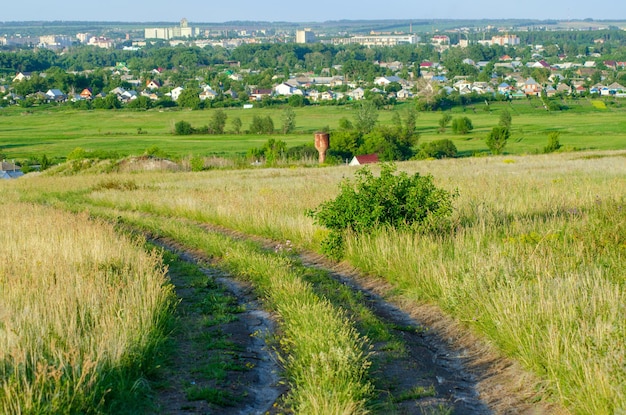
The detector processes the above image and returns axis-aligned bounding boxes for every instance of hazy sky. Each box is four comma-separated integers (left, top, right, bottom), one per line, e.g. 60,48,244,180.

2,0,625,22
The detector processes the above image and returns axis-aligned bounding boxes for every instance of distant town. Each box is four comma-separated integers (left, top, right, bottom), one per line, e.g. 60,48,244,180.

1,18,626,110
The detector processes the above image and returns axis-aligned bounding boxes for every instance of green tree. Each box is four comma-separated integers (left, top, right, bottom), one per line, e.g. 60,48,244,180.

486,126,510,155
354,101,378,134
281,107,296,134
338,117,354,130
329,130,362,161
231,117,242,134
288,94,305,107
499,108,512,130
249,115,274,134
176,87,201,109
451,117,473,135
544,131,562,153
174,120,194,135
438,113,452,133
416,139,457,159
209,109,228,134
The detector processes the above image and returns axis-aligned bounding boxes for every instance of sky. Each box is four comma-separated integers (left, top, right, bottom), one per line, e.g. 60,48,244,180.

2,0,625,23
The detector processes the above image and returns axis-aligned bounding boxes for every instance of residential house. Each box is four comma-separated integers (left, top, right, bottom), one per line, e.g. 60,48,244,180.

556,83,572,95
377,61,404,71
608,82,625,95
146,80,161,90
544,85,557,97
374,75,402,87
0,161,24,179
140,90,160,101
109,86,126,96
249,88,272,101
199,87,218,101
224,89,238,99
574,85,587,94
604,61,617,70
12,72,32,82
169,86,184,101
522,78,542,96
79,88,93,99
419,61,437,70
471,82,491,94
497,82,513,95
347,87,365,101
274,82,297,96
320,91,335,101
45,89,67,102
530,60,551,69
349,154,379,166
329,76,345,87
396,89,413,100
120,90,138,102
453,79,472,94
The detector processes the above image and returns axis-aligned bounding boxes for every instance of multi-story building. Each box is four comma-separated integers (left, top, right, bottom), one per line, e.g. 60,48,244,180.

491,35,520,46
333,33,419,47
295,28,316,44
145,18,198,40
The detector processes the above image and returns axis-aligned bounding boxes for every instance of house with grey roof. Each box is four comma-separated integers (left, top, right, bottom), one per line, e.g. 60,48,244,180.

0,161,24,179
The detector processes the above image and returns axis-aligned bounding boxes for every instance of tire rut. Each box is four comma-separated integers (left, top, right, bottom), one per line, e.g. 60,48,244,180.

151,221,561,414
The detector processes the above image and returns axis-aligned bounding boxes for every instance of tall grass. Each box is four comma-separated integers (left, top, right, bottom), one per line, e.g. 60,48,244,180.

0,203,174,413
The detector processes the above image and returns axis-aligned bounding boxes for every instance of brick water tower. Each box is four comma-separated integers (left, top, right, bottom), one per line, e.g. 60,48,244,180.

314,132,330,164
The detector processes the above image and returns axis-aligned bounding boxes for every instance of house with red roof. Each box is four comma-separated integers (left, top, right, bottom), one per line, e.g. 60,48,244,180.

349,154,379,166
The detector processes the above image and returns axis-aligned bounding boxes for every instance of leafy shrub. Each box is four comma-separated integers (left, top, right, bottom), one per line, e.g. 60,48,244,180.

451,116,473,134
67,147,88,161
544,131,562,153
486,126,510,155
308,164,456,259
190,156,205,172
174,120,193,135
416,139,457,159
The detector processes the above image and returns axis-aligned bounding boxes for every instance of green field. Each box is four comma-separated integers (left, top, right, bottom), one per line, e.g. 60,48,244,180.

1,98,625,161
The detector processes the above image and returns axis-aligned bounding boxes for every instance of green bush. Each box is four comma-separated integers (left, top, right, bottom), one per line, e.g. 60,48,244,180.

451,116,473,134
416,139,457,159
190,156,204,172
308,164,456,259
486,126,510,155
544,131,562,153
174,120,193,135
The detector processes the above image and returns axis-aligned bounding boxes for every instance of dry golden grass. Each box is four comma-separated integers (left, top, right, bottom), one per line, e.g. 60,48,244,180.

0,202,173,413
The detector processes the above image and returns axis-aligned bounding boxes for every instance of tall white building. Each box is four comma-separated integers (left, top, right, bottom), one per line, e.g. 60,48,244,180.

296,28,316,44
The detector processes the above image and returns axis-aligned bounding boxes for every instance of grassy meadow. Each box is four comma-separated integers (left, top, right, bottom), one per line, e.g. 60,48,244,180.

1,97,626,161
